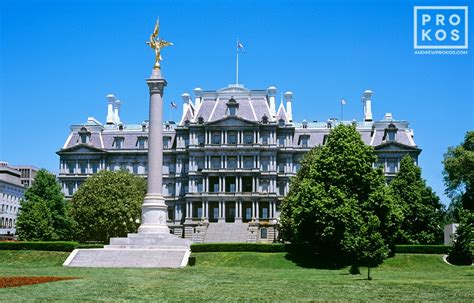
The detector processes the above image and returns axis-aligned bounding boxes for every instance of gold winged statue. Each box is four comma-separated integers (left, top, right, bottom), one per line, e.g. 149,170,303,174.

146,19,173,70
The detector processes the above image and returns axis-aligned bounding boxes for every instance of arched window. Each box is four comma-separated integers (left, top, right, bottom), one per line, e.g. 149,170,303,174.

78,127,91,144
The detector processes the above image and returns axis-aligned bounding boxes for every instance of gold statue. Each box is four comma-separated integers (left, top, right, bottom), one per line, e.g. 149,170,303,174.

146,19,173,70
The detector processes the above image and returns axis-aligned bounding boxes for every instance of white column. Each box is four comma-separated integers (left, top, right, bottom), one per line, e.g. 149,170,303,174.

138,69,169,234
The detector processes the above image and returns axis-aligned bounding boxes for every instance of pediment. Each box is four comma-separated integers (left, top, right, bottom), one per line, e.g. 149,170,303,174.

207,116,258,126
374,142,420,151
57,144,106,154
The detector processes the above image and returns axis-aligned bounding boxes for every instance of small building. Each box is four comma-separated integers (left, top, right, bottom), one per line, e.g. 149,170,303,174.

57,85,421,243
10,165,38,188
0,162,25,237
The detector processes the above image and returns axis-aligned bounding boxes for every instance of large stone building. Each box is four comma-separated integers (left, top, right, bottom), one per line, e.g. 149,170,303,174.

0,162,26,237
57,85,421,243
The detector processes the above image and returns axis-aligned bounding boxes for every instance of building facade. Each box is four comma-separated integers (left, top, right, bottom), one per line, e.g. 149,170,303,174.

10,165,38,188
57,85,421,243
0,162,25,237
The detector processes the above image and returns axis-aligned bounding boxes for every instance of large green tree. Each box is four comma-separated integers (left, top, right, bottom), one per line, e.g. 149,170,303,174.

389,155,445,244
443,131,474,214
280,124,401,270
70,170,146,243
447,209,473,265
16,169,73,240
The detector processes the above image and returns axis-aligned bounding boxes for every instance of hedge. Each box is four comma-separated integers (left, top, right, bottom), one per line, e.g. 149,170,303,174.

394,245,450,254
191,243,287,253
0,242,105,252
0,241,78,252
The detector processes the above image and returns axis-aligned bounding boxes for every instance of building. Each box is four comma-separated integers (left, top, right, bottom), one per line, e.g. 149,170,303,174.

10,165,38,188
0,162,25,237
57,85,421,243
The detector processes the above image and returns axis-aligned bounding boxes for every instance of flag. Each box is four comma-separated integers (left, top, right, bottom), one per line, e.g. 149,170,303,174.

170,102,177,109
237,40,245,52
341,98,346,105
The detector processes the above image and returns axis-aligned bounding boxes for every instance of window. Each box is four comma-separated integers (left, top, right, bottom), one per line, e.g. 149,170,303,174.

245,208,252,220
137,137,147,149
261,132,269,145
212,132,221,144
91,161,99,174
260,228,268,239
261,180,269,192
132,163,139,174
113,137,124,149
261,208,269,219
279,119,285,127
322,134,329,145
78,127,90,144
278,163,285,173
388,159,397,173
163,136,171,149
183,136,189,147
388,132,396,142
67,161,75,174
67,183,74,196
211,156,221,169
243,156,253,169
79,161,87,174
244,132,253,145
197,134,205,146
226,97,239,116
299,135,309,148
227,156,237,169
228,131,238,145
261,158,269,172
279,183,285,196
278,136,285,147
196,180,203,193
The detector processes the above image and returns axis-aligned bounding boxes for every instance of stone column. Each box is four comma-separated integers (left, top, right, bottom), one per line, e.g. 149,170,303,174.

138,69,169,234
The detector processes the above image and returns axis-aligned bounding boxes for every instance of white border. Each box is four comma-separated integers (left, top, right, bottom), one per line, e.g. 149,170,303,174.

414,6,468,49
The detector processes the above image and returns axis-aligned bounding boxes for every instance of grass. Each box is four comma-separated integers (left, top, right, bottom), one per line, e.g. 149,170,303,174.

0,250,472,302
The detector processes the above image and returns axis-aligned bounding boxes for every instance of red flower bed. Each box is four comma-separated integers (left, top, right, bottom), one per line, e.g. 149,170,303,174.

0,276,77,288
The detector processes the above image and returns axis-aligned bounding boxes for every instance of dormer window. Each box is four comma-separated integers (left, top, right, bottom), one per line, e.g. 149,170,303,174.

262,115,269,124
384,123,398,142
118,123,124,131
226,97,239,116
137,137,148,149
302,120,308,129
184,120,190,127
78,127,90,144
141,122,147,131
163,136,172,149
279,119,285,127
299,135,310,148
113,137,124,149
198,116,204,124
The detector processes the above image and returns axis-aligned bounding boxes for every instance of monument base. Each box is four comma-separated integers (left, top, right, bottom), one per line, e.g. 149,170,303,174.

63,233,191,268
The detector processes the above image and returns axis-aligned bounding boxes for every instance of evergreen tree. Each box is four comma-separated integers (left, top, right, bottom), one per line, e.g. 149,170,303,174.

70,170,146,243
447,209,473,265
280,124,401,269
390,155,445,244
16,169,73,240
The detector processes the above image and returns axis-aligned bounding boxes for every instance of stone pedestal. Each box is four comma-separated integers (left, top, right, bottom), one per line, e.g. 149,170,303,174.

64,68,191,268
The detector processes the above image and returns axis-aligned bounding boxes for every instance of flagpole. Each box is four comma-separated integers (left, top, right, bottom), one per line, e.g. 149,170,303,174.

236,40,239,85
341,100,343,121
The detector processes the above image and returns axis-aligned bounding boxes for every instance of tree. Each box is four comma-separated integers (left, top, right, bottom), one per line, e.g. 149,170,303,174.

447,209,473,265
16,169,73,241
389,155,445,244
70,170,147,243
443,131,474,212
280,124,401,270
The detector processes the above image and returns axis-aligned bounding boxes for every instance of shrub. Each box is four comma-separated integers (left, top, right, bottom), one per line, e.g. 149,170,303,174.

191,243,287,253
0,241,78,252
394,245,450,254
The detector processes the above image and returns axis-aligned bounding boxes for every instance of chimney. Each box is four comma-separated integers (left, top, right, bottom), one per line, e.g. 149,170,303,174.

180,93,191,123
267,86,277,117
106,94,116,124
113,99,121,124
284,91,293,122
193,87,203,109
362,90,373,122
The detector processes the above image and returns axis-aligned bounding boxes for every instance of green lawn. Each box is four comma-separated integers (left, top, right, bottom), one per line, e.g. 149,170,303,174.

0,250,472,302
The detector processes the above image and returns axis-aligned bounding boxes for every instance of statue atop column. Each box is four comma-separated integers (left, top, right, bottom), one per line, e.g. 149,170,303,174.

146,19,173,70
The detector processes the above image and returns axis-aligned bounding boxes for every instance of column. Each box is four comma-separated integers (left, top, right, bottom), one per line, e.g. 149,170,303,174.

223,176,226,192
256,200,260,221
223,202,226,221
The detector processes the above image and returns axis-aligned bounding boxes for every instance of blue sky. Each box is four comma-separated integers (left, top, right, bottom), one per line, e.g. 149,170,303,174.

1,0,472,205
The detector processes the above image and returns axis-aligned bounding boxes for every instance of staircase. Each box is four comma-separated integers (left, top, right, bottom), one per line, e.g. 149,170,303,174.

203,222,249,243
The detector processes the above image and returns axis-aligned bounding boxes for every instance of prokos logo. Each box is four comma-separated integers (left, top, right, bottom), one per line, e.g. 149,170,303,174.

414,6,468,49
